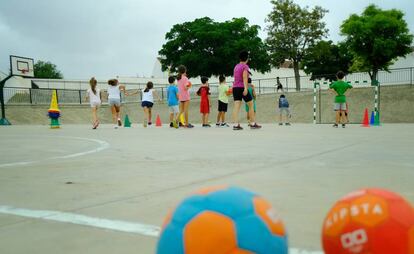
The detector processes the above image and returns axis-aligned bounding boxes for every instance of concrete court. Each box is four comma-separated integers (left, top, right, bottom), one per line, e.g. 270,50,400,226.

0,123,413,254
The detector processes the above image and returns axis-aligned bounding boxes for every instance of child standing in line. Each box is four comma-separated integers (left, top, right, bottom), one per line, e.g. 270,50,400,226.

167,76,180,128
141,82,160,127
107,79,126,129
177,65,194,128
278,94,291,126
86,77,101,129
329,71,353,128
245,78,257,126
216,75,230,127
197,76,211,127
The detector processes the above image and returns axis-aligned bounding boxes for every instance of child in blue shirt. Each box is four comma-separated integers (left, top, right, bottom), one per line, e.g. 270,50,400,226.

278,94,291,126
167,76,179,128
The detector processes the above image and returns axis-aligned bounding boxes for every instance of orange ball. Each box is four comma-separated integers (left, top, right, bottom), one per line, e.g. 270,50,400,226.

186,82,192,88
226,87,233,95
322,188,414,254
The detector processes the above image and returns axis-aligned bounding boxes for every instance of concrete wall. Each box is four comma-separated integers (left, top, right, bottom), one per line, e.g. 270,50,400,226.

5,84,414,125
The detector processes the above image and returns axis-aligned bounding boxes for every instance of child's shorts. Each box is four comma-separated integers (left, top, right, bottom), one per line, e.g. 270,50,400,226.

90,101,101,108
142,101,154,108
334,103,347,111
108,98,121,106
279,107,290,115
218,100,228,112
169,105,179,114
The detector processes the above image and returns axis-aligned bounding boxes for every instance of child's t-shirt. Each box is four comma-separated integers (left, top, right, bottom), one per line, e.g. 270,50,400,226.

329,80,353,103
279,97,289,108
167,85,179,106
87,88,101,103
199,86,210,102
218,83,229,103
177,76,191,102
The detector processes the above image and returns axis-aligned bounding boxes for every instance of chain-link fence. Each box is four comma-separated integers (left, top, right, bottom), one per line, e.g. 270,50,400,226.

4,67,413,106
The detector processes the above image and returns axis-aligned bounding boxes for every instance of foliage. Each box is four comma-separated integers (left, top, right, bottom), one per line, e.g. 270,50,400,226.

265,0,328,90
341,4,413,82
34,60,63,79
301,40,353,81
159,17,270,78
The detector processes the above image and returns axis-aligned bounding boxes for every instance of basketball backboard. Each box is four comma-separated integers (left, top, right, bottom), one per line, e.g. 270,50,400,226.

10,55,34,78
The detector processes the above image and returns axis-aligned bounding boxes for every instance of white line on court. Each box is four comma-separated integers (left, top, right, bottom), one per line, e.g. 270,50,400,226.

0,205,323,254
0,136,110,168
0,205,159,237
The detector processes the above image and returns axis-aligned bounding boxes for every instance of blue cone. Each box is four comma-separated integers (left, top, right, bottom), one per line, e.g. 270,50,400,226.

370,111,375,125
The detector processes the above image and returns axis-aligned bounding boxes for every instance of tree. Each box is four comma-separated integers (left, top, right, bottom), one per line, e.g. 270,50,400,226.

159,17,270,78
301,40,353,81
341,5,413,83
34,61,63,79
265,0,328,90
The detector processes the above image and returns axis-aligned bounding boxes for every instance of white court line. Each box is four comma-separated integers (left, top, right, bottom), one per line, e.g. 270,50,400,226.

0,205,323,254
0,205,159,237
0,136,110,168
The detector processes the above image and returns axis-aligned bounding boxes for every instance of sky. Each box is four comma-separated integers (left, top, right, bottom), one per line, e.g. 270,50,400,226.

0,0,413,79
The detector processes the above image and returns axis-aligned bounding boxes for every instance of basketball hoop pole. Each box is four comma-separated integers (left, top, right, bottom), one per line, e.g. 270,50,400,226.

0,74,13,125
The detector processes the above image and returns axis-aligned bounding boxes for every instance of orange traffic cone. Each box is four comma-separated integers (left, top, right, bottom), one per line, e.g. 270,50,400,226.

156,114,162,127
362,108,370,127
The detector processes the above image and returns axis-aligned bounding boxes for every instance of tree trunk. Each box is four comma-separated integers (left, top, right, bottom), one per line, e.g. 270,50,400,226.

293,60,301,91
372,68,378,85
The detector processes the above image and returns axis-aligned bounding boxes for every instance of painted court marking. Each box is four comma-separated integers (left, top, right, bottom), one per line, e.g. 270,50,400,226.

0,205,323,254
0,136,110,168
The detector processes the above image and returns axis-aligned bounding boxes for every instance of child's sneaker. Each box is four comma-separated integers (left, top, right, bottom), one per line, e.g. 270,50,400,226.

250,123,262,129
221,123,230,127
216,123,220,127
143,120,148,128
333,124,338,128
202,124,211,128
117,119,122,126
179,122,184,127
186,123,194,128
169,122,173,128
279,123,283,126
114,125,119,129
342,124,346,128
233,125,243,130
285,123,291,126
148,122,152,126
173,120,179,129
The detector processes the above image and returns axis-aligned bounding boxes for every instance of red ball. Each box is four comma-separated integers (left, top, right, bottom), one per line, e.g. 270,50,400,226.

322,188,414,254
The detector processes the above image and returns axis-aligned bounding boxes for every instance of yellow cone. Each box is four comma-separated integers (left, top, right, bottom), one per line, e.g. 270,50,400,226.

49,90,60,112
180,114,185,125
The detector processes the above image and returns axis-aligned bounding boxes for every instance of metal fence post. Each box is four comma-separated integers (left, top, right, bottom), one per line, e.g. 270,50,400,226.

410,67,413,87
29,88,33,104
258,80,261,95
285,78,288,92
79,90,82,105
161,87,164,100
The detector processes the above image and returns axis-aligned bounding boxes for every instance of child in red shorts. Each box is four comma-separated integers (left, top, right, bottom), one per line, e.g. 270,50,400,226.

197,76,211,127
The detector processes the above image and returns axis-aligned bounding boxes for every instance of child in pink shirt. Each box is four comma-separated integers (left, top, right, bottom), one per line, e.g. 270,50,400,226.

177,65,194,128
